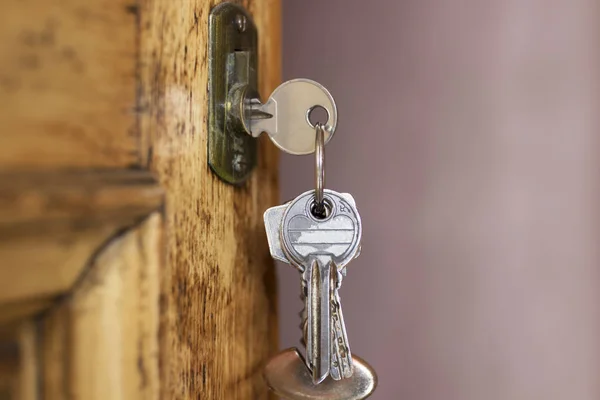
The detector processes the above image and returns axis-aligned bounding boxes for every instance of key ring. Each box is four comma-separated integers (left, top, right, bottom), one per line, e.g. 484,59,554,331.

314,123,325,211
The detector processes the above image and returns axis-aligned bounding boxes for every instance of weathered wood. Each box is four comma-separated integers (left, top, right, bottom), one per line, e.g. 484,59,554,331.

0,298,52,325
139,0,281,398
16,322,37,400
0,0,139,169
0,215,162,400
0,0,281,398
0,170,163,307
39,213,161,400
0,321,39,400
0,325,21,400
0,170,162,225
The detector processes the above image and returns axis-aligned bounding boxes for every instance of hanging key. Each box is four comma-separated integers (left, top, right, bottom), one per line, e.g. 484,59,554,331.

243,79,338,155
281,189,361,383
260,89,377,398
264,189,362,383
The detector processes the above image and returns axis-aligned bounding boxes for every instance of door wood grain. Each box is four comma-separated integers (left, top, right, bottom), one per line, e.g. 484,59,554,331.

0,0,281,398
139,1,281,397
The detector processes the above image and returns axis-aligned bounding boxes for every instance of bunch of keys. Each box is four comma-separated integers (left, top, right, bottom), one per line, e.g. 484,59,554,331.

254,80,377,399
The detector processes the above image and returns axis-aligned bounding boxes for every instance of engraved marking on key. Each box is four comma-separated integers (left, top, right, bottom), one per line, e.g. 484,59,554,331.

248,79,337,155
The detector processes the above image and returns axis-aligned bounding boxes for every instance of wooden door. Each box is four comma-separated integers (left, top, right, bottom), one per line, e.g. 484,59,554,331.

0,1,280,399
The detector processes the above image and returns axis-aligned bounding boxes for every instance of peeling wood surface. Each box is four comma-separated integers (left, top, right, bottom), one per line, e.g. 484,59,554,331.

139,0,281,398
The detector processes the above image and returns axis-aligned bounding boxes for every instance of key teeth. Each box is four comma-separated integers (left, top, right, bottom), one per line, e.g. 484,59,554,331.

299,276,308,348
298,308,306,345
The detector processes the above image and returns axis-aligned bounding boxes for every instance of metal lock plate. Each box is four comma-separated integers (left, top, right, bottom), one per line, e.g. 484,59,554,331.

208,3,258,184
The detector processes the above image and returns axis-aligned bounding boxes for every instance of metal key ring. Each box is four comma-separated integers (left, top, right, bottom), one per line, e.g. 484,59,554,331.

314,123,325,207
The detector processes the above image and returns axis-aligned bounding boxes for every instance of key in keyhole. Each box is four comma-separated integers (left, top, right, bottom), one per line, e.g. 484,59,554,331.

245,79,338,155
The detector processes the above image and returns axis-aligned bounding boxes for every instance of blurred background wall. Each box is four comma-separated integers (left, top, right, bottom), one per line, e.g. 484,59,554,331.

279,1,600,399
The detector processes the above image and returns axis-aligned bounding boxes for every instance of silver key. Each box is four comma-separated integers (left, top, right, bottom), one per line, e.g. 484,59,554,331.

248,79,337,155
264,189,362,383
281,190,361,383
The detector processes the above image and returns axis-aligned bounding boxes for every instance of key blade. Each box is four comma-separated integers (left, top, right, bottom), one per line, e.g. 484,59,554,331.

263,204,289,264
248,98,276,138
306,258,331,384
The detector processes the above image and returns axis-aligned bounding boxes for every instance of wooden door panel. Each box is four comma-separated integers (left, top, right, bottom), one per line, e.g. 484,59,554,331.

39,213,161,400
0,214,161,400
0,0,280,398
0,171,163,309
140,1,280,398
0,0,139,169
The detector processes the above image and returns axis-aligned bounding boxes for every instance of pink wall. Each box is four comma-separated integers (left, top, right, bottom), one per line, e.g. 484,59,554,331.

278,1,600,399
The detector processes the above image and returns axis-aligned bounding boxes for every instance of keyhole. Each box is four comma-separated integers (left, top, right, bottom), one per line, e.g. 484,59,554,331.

307,105,329,128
